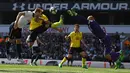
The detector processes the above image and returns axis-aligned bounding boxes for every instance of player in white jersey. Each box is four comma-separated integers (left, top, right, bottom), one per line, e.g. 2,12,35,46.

26,35,43,66
14,8,43,29
6,8,43,61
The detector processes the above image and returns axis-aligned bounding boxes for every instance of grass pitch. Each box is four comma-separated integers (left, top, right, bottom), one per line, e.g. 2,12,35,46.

0,64,129,73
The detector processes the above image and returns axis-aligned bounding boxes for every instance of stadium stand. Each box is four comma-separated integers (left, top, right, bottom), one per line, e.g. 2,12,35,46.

0,32,130,62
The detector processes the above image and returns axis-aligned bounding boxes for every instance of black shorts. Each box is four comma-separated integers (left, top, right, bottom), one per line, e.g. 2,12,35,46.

32,46,41,53
68,47,84,54
29,25,49,42
9,22,22,39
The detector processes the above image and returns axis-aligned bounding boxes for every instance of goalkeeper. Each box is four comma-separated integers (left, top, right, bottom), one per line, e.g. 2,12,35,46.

67,8,124,69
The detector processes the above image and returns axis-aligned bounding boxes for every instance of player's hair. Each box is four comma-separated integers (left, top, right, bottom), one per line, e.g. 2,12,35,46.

34,8,43,13
74,24,80,28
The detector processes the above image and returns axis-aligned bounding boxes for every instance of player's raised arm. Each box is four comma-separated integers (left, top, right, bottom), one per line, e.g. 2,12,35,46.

14,11,25,29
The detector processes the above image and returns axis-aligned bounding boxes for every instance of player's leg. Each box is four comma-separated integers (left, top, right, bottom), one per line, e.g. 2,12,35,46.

70,58,73,66
59,54,72,68
30,46,38,66
34,54,41,66
102,35,112,60
16,39,22,60
27,25,48,48
115,59,121,69
33,47,41,66
15,28,22,61
68,8,93,22
109,60,115,68
51,15,64,28
108,60,113,68
5,38,12,60
27,30,39,48
67,8,78,16
6,22,15,60
59,48,74,68
67,59,70,66
110,50,119,68
67,8,89,24
112,61,115,67
115,50,124,69
80,49,88,69
30,48,36,66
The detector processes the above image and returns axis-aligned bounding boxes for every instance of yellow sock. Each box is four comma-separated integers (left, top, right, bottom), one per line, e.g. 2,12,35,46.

51,17,63,28
82,58,86,67
60,57,67,65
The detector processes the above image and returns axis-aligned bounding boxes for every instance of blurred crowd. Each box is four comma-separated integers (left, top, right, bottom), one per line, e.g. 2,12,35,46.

0,32,130,62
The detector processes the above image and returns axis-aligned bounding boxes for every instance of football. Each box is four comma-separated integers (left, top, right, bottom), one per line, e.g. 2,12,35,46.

49,7,57,14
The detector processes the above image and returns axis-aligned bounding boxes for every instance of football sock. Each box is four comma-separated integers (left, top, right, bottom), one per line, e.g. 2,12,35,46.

82,58,86,67
115,50,124,69
6,41,11,55
35,54,41,63
51,15,63,28
16,44,22,59
60,57,67,65
31,54,36,63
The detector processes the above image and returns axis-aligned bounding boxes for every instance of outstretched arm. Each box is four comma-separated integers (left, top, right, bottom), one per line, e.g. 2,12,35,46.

14,11,25,29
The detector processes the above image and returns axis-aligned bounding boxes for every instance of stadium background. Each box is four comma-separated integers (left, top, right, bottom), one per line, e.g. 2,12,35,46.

0,0,130,65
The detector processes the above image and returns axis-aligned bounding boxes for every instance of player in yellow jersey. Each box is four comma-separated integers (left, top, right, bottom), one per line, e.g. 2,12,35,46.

59,24,88,69
27,9,64,48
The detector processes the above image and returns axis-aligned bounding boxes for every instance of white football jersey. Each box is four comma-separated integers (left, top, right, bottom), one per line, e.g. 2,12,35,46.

17,11,33,28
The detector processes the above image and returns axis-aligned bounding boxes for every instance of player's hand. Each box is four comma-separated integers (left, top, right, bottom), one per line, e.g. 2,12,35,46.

65,35,69,40
13,24,18,29
39,17,44,20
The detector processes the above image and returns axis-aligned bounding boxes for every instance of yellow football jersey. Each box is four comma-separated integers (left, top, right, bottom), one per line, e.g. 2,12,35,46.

68,31,83,47
30,14,48,30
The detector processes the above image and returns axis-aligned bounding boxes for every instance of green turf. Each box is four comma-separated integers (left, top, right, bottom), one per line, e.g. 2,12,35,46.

0,64,129,73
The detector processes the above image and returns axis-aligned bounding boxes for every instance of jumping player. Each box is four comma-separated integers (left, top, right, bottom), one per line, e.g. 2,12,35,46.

27,9,64,49
67,9,123,69
6,8,43,61
59,24,88,69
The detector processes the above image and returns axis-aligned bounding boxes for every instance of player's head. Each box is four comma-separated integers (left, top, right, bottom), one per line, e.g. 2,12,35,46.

33,8,43,17
87,15,95,20
74,24,80,32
